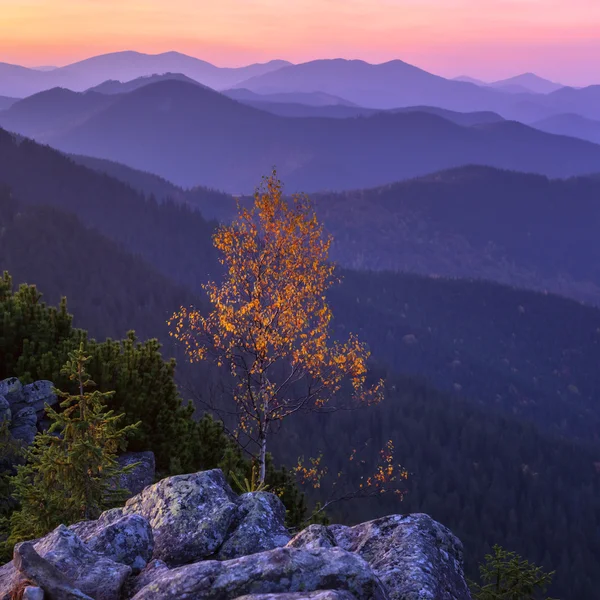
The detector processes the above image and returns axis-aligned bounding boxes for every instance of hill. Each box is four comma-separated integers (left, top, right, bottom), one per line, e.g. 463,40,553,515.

233,58,509,111
533,113,600,145
0,127,220,287
223,88,357,107
63,152,600,307
227,98,504,124
87,72,206,94
0,52,291,97
311,166,600,304
236,60,600,124
0,96,18,110
489,73,564,95
0,190,194,342
0,87,116,139
3,80,600,192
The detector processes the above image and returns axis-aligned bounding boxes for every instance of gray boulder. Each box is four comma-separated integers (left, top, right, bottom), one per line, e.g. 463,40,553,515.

12,543,92,600
294,514,471,600
0,525,131,600
70,510,153,573
116,451,156,497
122,469,239,566
0,377,22,402
218,492,291,560
0,396,10,424
21,381,57,414
132,546,386,600
287,525,336,551
125,559,170,599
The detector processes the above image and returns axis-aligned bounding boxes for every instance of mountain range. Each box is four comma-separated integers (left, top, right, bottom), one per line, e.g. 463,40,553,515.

238,60,600,122
1,127,600,599
71,150,600,306
2,79,600,192
0,51,290,97
455,73,564,95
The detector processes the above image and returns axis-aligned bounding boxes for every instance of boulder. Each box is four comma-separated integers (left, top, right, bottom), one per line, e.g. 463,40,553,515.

116,451,156,497
124,559,170,599
0,377,22,402
70,510,153,573
21,381,57,414
0,526,131,600
217,492,291,560
9,407,38,445
132,546,386,600
122,469,239,566
11,542,92,600
324,514,470,600
0,396,10,424
287,525,336,551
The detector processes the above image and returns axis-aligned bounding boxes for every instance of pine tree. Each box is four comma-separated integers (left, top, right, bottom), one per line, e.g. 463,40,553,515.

8,344,139,544
470,545,557,600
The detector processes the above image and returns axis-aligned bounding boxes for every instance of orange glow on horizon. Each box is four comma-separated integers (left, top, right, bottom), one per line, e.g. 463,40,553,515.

1,0,599,85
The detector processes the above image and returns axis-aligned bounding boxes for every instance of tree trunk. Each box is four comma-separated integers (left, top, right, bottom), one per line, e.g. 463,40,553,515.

258,428,267,485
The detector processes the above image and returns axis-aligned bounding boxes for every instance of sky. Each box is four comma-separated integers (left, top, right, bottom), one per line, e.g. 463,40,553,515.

0,0,599,85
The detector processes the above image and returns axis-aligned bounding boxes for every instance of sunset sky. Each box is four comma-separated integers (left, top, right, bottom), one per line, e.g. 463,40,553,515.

1,0,599,85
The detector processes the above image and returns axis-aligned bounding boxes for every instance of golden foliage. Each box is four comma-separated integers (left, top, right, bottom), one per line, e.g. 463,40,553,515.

169,171,383,480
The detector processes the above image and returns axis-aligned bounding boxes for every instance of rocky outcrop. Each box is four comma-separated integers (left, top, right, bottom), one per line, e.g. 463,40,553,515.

12,542,93,600
121,469,241,566
0,525,131,600
70,510,154,573
132,547,386,600
217,491,291,560
289,514,471,600
0,378,58,445
0,468,472,600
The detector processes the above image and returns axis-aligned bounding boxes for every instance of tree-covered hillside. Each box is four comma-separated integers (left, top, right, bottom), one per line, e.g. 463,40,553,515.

1,179,600,597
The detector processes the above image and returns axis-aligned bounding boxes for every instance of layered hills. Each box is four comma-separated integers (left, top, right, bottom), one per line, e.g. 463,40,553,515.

2,81,600,191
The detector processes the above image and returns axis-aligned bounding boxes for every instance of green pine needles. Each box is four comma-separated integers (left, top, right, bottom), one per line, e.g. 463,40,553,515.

470,545,557,600
7,344,140,544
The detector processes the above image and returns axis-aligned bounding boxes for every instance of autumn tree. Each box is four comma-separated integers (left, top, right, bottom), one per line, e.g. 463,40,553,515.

170,172,384,484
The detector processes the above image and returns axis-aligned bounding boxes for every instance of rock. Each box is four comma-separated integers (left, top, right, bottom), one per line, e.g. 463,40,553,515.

287,525,336,551
331,514,471,600
70,511,153,573
0,526,131,600
218,492,291,560
21,381,57,414
124,559,170,599
237,593,357,600
11,407,37,428
132,546,386,600
11,542,92,600
0,377,22,402
10,407,38,445
0,396,10,423
122,469,239,566
22,587,45,600
116,451,156,497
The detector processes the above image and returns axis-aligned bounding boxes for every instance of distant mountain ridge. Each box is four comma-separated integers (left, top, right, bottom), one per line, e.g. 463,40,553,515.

0,51,292,97
87,72,207,94
2,79,600,192
454,73,564,94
